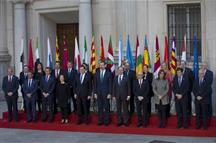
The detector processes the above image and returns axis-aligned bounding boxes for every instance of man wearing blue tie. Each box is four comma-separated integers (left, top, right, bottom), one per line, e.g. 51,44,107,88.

23,71,38,122
40,67,55,122
173,67,189,129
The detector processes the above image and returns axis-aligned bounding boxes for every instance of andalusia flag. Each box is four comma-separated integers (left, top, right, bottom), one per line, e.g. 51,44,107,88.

135,36,142,75
90,37,97,74
82,36,88,64
143,35,151,69
56,36,60,62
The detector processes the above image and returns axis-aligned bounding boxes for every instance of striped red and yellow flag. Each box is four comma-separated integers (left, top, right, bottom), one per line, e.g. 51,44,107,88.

100,36,105,61
171,36,177,75
56,36,60,62
90,37,97,74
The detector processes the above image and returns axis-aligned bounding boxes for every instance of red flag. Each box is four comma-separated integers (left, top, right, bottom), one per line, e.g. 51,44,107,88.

100,36,105,61
164,35,170,69
154,35,161,77
107,36,115,74
63,35,68,70
28,39,34,71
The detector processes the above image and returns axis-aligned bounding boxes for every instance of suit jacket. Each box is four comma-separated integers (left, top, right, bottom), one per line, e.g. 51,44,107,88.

193,78,211,104
64,68,77,88
173,75,189,101
124,70,136,89
94,69,112,96
56,83,70,107
19,72,28,86
133,78,149,103
75,73,92,97
113,75,131,99
51,68,64,80
152,79,169,105
143,72,154,97
183,67,194,91
23,79,38,99
203,69,213,95
40,75,55,96
2,75,19,97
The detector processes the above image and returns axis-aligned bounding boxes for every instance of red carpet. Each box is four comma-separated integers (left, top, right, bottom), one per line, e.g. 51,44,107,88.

0,111,216,137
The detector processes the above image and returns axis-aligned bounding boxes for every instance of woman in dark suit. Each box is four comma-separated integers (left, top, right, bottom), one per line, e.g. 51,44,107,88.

56,74,70,124
152,69,169,128
33,63,45,113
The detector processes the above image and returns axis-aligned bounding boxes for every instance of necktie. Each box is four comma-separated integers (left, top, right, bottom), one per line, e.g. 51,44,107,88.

28,80,31,87
139,79,142,88
118,75,121,85
46,76,49,82
199,78,203,86
80,74,83,83
9,76,12,82
178,77,181,86
100,70,104,82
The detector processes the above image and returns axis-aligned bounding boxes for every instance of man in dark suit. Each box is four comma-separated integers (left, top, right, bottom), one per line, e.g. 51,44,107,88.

123,62,136,115
40,67,56,122
94,61,112,126
133,72,150,127
201,62,213,119
65,61,77,113
2,67,19,122
113,66,131,126
23,71,38,122
173,67,190,129
19,65,29,112
193,69,211,130
74,65,92,124
181,61,194,116
52,61,64,113
143,64,153,117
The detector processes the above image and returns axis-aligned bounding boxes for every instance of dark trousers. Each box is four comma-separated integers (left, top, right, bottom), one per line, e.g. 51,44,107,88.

97,95,110,124
129,93,135,115
187,91,192,115
156,102,167,127
147,98,152,117
60,107,68,119
136,100,149,126
5,95,18,121
25,97,37,121
77,97,88,123
21,89,26,112
42,95,54,121
175,97,189,128
37,89,42,112
116,97,129,124
195,100,208,129
69,87,76,113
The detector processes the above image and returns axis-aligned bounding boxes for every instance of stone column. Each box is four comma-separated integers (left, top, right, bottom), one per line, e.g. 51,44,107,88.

13,0,27,76
79,0,92,63
0,0,11,97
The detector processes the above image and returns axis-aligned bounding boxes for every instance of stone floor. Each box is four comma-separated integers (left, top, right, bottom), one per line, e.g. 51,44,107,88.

0,101,215,143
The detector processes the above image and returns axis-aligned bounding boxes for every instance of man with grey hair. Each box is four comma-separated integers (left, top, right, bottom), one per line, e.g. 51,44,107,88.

2,67,19,122
201,62,213,119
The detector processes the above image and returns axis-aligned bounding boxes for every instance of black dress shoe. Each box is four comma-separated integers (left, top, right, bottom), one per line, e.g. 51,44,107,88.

48,118,54,123
124,123,129,127
196,126,201,129
177,125,182,129
27,119,32,123
137,124,142,127
104,123,109,126
98,122,103,126
77,120,82,125
117,123,122,127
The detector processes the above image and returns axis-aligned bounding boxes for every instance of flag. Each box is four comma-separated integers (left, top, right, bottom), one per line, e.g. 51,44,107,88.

90,36,97,74
181,34,187,61
20,38,24,72
107,36,115,74
56,36,60,62
47,37,53,69
193,34,199,80
171,36,177,75
164,35,170,69
74,37,81,71
154,35,161,77
28,39,34,71
118,35,123,66
100,36,105,61
143,35,151,69
135,36,142,75
82,36,88,64
35,37,40,61
63,35,69,70
126,35,134,69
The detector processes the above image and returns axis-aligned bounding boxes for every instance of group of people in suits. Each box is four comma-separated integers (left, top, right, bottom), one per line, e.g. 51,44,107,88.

1,59,213,130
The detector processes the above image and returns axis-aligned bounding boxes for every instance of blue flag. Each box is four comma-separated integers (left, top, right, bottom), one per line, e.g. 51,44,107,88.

126,35,134,69
193,34,199,80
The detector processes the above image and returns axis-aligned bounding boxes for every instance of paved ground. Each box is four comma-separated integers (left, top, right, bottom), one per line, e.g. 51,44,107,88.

0,100,215,143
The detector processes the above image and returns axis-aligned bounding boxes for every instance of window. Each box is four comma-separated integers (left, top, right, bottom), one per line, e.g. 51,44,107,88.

167,3,201,61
